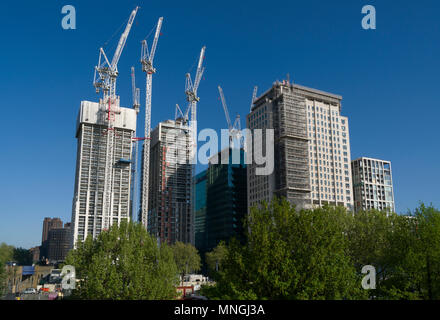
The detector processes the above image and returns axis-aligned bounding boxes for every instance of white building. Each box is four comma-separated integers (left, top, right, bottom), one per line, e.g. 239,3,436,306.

351,157,395,212
305,84,353,210
247,80,354,211
71,100,137,246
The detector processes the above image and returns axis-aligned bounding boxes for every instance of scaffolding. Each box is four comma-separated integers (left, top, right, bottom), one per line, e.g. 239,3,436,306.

274,84,311,208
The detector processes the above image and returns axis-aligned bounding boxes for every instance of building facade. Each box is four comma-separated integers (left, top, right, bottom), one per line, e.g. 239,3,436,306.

46,224,72,263
40,217,63,260
144,118,193,245
351,157,395,212
247,80,354,211
205,148,247,251
41,218,63,244
5,265,53,294
29,247,40,264
71,100,137,246
194,171,207,252
195,148,247,256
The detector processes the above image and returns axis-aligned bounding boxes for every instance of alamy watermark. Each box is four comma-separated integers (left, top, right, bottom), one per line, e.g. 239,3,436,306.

165,124,274,176
61,5,76,30
61,265,76,290
362,5,376,30
361,265,376,290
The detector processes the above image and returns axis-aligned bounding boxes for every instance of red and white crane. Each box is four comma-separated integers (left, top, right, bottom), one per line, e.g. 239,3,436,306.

92,6,139,231
140,17,163,228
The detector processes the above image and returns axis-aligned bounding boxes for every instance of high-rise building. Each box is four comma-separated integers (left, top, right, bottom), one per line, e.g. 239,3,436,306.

40,217,63,260
194,171,207,252
41,218,63,244
205,148,247,251
247,80,354,211
351,157,395,212
194,148,248,255
71,100,137,246
143,118,193,245
47,224,72,263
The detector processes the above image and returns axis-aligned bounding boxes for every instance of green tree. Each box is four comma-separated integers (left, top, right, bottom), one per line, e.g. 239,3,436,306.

205,241,227,280
345,209,398,298
382,204,440,300
0,243,14,263
0,243,14,296
203,198,366,300
0,265,5,297
413,203,440,299
347,203,440,300
13,247,32,265
65,220,179,300
171,242,201,285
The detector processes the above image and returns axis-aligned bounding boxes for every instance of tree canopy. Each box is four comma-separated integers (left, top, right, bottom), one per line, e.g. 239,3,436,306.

0,243,14,296
171,241,201,285
205,241,227,279
65,220,179,300
12,247,33,266
201,198,440,300
0,243,14,264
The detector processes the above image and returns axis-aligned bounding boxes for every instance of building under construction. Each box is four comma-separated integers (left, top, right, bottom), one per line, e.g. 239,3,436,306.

142,118,193,245
247,80,354,211
71,100,137,246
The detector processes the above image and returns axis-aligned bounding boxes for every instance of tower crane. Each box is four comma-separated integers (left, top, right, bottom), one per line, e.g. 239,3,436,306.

130,66,140,221
183,46,206,145
184,46,205,245
92,7,138,232
131,66,140,113
140,17,163,228
250,86,258,112
218,85,242,149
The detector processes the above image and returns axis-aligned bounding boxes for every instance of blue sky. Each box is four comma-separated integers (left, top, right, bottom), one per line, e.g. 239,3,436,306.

0,0,439,248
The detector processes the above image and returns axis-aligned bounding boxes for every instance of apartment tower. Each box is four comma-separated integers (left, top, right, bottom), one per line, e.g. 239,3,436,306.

143,118,193,245
71,100,137,246
247,80,354,211
351,157,395,212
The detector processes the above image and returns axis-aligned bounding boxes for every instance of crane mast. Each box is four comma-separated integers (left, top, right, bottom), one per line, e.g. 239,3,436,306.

140,17,163,228
130,67,141,221
92,7,138,232
250,86,258,112
183,46,206,245
131,66,140,113
218,85,241,149
185,46,206,157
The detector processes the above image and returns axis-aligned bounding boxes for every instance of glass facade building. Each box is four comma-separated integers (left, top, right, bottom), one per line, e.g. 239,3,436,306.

194,148,248,256
194,171,207,252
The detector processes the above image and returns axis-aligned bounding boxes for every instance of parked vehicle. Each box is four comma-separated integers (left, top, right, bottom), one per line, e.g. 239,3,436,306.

23,288,37,294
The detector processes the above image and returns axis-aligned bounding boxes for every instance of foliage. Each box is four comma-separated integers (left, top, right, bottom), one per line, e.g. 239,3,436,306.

0,243,14,263
202,199,440,300
203,198,366,300
0,243,14,296
13,247,33,266
205,241,227,280
171,242,201,284
64,220,179,300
